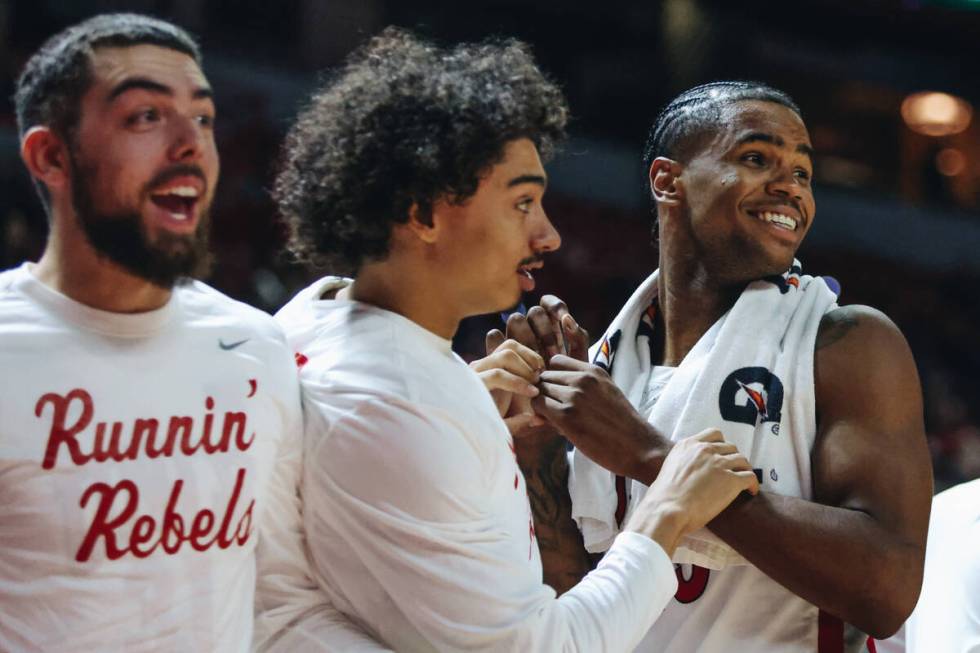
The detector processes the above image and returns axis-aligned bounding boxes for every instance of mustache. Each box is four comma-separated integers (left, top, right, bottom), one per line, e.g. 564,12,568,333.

518,253,544,267
144,164,208,194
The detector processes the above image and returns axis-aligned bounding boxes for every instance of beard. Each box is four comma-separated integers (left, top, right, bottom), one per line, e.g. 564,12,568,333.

68,149,213,289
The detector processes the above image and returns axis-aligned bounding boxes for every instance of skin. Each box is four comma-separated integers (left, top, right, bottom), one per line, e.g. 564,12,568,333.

486,100,932,637
20,44,218,312
348,138,560,339
350,137,760,561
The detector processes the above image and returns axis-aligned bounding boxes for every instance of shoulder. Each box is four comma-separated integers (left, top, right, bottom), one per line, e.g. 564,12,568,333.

814,304,912,369
814,304,920,417
178,280,287,345
816,304,906,353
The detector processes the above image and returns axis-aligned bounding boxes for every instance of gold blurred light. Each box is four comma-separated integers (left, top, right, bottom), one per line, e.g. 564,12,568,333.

936,148,966,177
901,91,973,136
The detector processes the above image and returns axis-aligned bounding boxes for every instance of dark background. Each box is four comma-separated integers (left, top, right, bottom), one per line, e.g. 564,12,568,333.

2,0,978,489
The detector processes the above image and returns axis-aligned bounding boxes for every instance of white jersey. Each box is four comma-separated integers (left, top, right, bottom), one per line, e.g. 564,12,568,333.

879,479,980,653
274,277,680,653
0,263,301,652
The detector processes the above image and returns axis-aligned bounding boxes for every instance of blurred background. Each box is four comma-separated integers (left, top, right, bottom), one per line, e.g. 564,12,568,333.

2,0,978,489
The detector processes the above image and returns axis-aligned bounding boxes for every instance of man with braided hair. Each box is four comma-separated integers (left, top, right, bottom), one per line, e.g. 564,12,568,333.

272,31,761,652
501,81,932,652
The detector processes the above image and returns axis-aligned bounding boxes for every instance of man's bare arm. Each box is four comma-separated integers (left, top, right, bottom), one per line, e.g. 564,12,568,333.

514,428,593,594
708,305,932,638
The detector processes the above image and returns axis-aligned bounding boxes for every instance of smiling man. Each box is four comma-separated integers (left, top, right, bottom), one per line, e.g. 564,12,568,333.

502,81,933,652
0,14,370,651
271,31,761,652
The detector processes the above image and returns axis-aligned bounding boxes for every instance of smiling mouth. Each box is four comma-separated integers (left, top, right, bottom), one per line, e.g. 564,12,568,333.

150,185,200,222
748,210,800,232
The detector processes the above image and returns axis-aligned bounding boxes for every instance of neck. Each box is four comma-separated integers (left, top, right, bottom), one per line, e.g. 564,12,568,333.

656,249,742,367
33,209,172,313
349,256,460,341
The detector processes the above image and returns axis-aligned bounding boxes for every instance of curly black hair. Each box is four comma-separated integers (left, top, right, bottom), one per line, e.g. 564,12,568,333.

275,27,568,274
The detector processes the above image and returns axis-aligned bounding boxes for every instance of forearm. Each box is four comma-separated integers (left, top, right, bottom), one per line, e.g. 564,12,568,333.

516,431,592,594
709,492,923,638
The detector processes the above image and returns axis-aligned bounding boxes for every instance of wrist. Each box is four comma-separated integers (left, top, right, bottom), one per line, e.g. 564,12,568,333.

627,429,672,485
626,503,688,558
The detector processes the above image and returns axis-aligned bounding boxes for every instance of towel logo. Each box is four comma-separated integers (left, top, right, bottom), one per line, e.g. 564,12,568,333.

762,262,802,294
719,366,784,427
592,329,622,373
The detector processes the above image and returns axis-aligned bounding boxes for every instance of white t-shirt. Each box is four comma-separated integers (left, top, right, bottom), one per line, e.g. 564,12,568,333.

274,277,680,653
0,263,303,652
878,479,980,653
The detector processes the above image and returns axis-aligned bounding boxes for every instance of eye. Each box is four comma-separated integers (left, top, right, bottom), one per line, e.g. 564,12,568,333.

196,113,216,128
794,167,811,182
516,198,534,213
126,108,160,127
741,152,765,167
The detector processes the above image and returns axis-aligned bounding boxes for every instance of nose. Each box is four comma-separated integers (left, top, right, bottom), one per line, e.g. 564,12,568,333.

765,168,805,203
531,208,561,253
168,114,206,163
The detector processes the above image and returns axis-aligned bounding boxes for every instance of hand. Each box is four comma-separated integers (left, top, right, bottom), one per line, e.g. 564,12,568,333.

505,295,589,363
471,332,546,433
626,429,759,556
532,354,664,482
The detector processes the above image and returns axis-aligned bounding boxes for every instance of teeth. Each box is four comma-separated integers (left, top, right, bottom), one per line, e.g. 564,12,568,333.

155,185,199,198
761,211,797,231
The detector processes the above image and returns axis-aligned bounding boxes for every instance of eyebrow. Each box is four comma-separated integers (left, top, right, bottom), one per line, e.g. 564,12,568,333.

507,174,547,189
108,77,214,102
737,132,813,160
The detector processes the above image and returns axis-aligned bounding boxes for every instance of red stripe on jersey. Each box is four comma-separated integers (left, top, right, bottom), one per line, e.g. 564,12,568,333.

614,475,627,527
818,610,843,653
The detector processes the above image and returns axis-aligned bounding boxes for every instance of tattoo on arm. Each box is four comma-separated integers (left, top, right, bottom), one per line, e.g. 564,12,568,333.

518,438,593,594
816,307,860,351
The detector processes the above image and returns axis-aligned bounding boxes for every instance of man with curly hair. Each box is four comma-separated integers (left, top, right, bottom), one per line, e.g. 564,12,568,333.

272,29,759,651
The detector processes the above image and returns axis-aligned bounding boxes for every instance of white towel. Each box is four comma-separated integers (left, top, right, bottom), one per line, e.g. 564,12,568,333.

569,261,839,569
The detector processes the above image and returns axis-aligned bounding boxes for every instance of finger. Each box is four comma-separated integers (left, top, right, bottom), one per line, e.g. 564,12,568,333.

495,339,545,373
505,412,548,435
506,313,541,353
527,306,563,361
693,428,725,443
721,452,753,472
537,380,577,403
530,393,568,425
704,441,738,457
732,469,761,495
544,353,595,373
540,296,571,355
537,369,589,386
561,313,590,362
472,347,537,380
485,329,505,355
478,369,540,396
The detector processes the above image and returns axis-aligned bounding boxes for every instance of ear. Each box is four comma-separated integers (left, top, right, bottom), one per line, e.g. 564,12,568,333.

20,126,71,194
403,202,440,245
649,156,685,206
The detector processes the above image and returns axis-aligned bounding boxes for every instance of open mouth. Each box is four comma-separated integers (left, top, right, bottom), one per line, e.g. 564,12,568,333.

517,261,543,292
748,209,800,232
149,184,201,224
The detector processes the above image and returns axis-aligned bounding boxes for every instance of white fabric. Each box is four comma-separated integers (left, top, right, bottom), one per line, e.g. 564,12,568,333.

879,479,980,653
0,263,300,652
571,261,837,567
274,276,680,653
569,262,842,652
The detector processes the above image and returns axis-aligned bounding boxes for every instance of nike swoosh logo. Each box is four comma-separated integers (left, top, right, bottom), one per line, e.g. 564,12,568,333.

219,338,250,351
